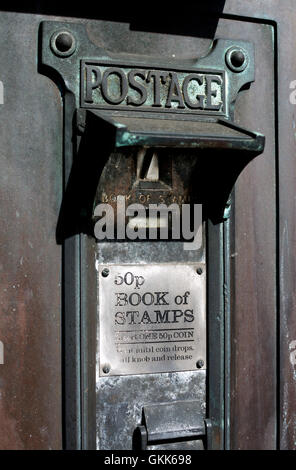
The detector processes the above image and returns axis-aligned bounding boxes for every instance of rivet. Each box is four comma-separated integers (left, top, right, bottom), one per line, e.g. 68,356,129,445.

102,365,110,374
101,268,109,278
225,47,248,73
230,50,245,68
50,31,76,57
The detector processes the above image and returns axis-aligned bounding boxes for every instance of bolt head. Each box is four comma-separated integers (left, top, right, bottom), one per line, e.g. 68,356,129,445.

55,33,73,52
102,365,110,374
196,359,204,369
230,50,245,68
50,30,76,57
225,46,248,73
101,268,109,278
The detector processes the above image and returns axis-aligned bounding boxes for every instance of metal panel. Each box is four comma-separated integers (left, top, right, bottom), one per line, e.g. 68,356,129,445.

97,371,206,450
95,241,206,449
222,0,296,450
0,12,62,449
98,264,206,376
1,2,295,451
37,9,275,448
219,17,276,450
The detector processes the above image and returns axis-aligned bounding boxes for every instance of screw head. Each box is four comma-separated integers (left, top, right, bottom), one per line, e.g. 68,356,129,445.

225,47,248,72
101,268,109,278
55,33,73,52
230,50,245,68
102,364,110,374
196,267,203,275
50,31,76,57
196,359,204,369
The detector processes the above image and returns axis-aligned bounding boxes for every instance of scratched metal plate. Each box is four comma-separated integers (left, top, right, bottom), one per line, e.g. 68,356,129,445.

98,264,206,376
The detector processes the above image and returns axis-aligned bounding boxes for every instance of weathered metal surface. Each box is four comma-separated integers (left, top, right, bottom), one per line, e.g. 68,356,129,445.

40,12,268,450
217,16,276,450
41,23,255,121
98,264,206,376
94,148,194,215
136,400,207,449
81,62,225,114
141,400,206,441
221,2,280,450
97,240,205,265
80,234,97,449
95,240,206,449
207,1,296,450
0,12,62,449
276,12,296,452
97,370,206,450
1,2,295,452
207,220,225,450
81,109,265,152
41,24,265,231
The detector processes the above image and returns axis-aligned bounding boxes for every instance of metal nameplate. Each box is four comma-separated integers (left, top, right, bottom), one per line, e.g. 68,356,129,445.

41,23,256,121
81,60,225,116
98,264,206,376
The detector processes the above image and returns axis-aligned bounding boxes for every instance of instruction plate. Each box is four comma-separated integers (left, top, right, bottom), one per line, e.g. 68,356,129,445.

98,264,206,376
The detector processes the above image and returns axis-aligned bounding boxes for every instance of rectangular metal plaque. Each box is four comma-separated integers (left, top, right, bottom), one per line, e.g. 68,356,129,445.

98,264,206,376
81,61,225,116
